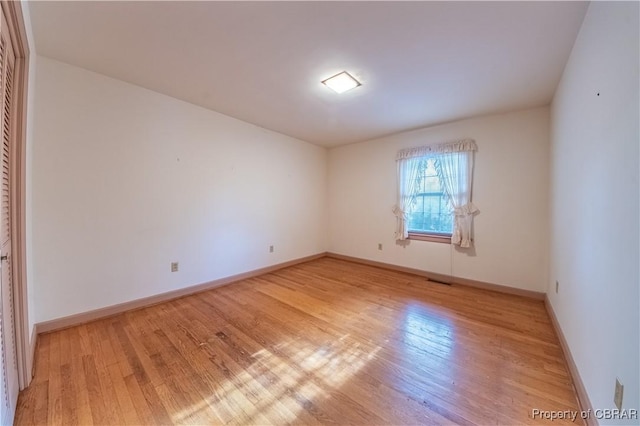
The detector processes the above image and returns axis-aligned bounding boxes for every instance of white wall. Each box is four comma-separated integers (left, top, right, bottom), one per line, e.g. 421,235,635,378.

31,56,327,323
328,107,550,292
549,2,639,422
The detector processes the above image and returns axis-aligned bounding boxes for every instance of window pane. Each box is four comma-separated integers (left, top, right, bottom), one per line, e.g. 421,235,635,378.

407,158,453,235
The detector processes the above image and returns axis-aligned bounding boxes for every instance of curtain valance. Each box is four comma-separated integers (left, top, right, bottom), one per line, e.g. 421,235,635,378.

396,139,477,160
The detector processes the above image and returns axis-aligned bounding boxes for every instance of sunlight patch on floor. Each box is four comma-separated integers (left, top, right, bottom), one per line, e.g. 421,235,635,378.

171,335,380,424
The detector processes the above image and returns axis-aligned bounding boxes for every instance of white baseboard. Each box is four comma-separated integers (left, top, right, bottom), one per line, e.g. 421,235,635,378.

326,252,545,300
35,253,326,334
544,296,596,425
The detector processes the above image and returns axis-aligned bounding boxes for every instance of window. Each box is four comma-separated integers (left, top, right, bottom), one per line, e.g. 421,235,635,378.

393,139,477,248
407,158,453,242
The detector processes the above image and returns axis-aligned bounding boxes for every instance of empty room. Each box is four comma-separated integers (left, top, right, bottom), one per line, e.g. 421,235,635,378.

0,1,637,425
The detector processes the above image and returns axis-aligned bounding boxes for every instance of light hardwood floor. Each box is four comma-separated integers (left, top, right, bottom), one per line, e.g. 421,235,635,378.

15,257,581,425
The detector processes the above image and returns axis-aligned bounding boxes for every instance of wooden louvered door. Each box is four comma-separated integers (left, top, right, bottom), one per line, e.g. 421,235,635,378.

0,7,17,426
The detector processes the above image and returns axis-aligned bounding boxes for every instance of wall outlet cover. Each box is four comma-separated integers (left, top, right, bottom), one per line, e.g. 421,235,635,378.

171,262,179,272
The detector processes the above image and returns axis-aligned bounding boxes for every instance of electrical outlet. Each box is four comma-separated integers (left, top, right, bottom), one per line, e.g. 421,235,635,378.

555,280,559,293
614,378,624,410
171,262,179,272
378,243,383,250
269,245,274,253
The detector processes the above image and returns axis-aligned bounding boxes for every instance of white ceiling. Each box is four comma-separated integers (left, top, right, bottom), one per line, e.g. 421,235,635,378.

28,1,588,147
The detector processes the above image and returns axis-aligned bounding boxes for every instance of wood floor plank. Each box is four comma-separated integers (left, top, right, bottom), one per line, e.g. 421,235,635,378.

63,327,93,426
16,257,582,425
106,362,142,425
121,373,156,425
46,332,62,425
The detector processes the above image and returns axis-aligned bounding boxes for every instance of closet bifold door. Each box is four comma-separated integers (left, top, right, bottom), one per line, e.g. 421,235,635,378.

0,5,18,426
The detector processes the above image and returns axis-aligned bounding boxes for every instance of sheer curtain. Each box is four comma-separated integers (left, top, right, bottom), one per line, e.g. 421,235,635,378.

435,150,477,248
392,157,423,240
394,139,477,247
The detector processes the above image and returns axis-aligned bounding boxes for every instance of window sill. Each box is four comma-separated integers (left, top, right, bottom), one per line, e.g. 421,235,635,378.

407,232,452,244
